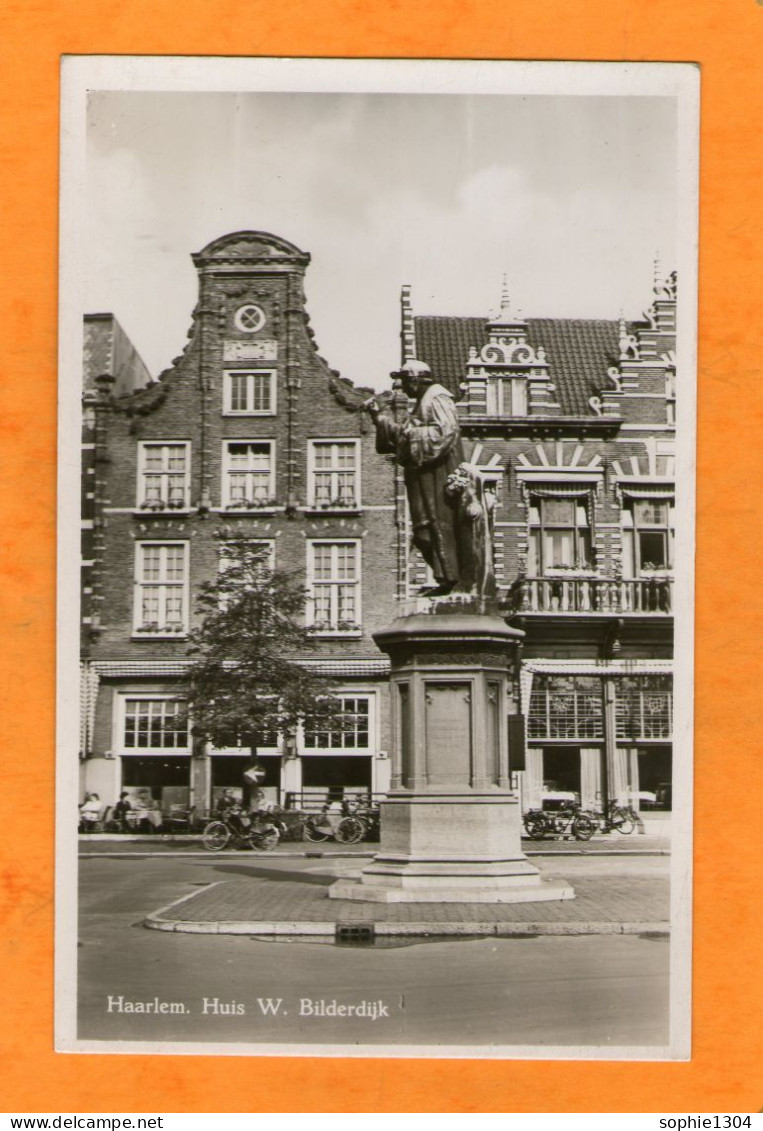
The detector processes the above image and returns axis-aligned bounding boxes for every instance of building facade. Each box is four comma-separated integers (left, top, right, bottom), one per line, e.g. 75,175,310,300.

80,231,399,815
402,274,676,829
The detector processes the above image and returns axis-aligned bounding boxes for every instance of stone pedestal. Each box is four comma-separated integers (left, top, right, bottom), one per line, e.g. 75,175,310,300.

330,611,574,904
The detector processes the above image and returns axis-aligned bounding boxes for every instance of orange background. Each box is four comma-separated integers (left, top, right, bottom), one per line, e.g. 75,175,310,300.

0,0,761,1114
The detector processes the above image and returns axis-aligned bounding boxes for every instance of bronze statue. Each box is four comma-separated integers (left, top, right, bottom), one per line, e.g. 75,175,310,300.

367,360,496,602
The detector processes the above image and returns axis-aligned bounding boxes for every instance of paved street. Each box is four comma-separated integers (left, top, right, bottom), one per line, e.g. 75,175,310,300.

76,853,670,1049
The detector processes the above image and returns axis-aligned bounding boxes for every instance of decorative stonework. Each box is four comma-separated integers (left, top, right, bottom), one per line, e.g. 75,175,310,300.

223,340,278,361
618,318,640,361
467,340,547,368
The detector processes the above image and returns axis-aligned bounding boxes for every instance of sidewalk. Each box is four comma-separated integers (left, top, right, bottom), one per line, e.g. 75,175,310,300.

144,858,670,938
79,834,671,857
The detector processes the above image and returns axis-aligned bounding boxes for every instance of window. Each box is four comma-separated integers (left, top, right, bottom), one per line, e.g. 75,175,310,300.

308,440,360,508
303,697,370,750
219,540,275,574
138,442,190,509
622,498,674,576
486,377,528,416
615,676,673,740
528,495,592,574
223,370,276,415
123,698,189,750
233,303,266,333
528,675,604,740
308,541,361,632
222,441,275,508
217,541,275,610
134,542,189,634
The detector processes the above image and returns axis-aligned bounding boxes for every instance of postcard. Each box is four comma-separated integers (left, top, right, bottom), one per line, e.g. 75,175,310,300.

56,56,698,1058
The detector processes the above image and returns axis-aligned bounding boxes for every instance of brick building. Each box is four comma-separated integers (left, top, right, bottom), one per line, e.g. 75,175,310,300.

80,231,399,816
402,273,677,830
80,231,677,832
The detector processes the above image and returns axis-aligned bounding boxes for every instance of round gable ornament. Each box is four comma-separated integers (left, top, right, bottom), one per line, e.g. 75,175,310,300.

234,303,266,333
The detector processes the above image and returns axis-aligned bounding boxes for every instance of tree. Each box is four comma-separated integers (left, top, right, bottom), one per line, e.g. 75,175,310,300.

185,541,345,762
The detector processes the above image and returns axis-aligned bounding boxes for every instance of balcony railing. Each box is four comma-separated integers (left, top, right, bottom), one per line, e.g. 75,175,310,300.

508,575,673,614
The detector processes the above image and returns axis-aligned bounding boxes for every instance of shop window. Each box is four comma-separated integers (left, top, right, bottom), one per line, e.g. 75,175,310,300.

636,746,672,810
622,498,674,576
137,442,190,510
528,495,592,574
528,675,604,740
615,676,673,740
121,757,190,809
307,541,361,633
307,440,360,508
133,542,189,635
303,696,370,750
223,369,276,415
301,756,372,790
541,748,582,799
222,441,275,508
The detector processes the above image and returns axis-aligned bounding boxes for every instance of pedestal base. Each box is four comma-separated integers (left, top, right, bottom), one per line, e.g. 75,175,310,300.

328,791,575,905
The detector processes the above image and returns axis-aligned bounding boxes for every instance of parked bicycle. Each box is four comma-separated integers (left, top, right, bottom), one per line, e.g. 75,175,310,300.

592,800,638,835
522,804,597,842
201,808,280,852
300,801,381,844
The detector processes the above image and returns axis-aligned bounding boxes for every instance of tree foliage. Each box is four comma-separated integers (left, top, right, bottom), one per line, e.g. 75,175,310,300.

185,541,343,753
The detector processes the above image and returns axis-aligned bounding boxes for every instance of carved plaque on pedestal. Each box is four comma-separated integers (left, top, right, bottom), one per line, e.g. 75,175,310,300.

424,681,472,785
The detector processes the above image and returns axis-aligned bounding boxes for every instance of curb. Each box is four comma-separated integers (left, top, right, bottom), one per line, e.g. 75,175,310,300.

80,847,670,859
145,914,670,939
143,884,669,939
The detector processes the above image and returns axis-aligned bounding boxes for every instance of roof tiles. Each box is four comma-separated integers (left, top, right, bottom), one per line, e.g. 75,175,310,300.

413,315,621,416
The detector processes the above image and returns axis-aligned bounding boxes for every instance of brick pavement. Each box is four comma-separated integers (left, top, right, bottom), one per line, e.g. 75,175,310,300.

145,866,669,936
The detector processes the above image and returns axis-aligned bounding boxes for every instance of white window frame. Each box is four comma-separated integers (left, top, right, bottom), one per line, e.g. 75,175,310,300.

621,496,675,578
219,539,276,575
133,541,190,637
300,693,375,755
486,377,528,417
223,369,277,416
117,694,190,755
136,441,191,510
307,439,361,509
221,440,276,509
528,495,593,575
307,539,362,636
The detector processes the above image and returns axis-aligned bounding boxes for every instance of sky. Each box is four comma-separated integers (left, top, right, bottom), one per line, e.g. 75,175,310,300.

85,90,678,391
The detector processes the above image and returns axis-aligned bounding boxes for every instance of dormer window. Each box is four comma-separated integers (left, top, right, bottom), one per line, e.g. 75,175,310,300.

486,377,528,416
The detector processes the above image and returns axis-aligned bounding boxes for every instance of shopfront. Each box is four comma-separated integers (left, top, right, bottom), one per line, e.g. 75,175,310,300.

521,665,673,817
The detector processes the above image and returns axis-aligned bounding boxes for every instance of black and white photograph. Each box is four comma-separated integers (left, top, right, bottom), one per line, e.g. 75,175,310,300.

57,57,698,1058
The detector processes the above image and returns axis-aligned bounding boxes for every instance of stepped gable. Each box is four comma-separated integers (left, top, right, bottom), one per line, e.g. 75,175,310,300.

414,315,620,416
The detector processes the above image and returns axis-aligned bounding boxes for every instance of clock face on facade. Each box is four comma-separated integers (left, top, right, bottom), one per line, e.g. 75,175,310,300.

234,303,266,333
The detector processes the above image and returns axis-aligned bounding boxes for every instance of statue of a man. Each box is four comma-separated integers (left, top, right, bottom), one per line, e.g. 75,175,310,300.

368,360,465,596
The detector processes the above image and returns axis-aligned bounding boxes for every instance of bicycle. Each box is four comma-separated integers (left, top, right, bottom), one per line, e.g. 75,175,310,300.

201,810,280,852
595,800,638,835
